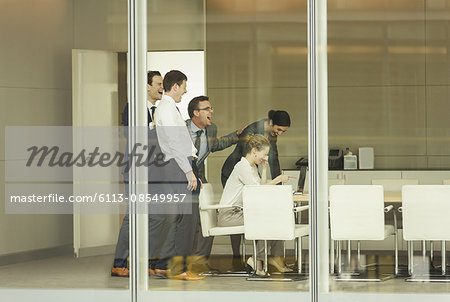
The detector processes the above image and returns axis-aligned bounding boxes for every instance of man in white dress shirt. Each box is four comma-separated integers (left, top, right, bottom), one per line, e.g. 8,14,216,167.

152,70,204,281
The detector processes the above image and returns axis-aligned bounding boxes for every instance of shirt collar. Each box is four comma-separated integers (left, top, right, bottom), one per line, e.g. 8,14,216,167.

189,120,204,133
147,100,155,110
162,94,176,104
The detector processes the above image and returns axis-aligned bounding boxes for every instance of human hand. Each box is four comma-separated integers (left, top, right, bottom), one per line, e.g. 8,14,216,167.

278,174,296,184
260,159,268,168
185,171,197,191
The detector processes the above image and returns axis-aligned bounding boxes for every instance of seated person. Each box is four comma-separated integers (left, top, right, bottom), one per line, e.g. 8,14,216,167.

217,134,294,275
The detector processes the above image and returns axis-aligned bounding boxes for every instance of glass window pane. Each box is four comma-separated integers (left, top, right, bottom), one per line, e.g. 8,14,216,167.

1,0,130,300
325,0,450,300
141,0,310,298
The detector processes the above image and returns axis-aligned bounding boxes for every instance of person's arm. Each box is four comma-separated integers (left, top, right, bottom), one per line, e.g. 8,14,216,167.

260,158,294,185
240,160,293,186
264,174,293,185
208,123,248,153
209,125,238,152
260,164,268,185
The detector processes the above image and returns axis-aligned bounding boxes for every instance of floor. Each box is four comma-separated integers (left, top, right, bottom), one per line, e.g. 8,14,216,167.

1,253,450,294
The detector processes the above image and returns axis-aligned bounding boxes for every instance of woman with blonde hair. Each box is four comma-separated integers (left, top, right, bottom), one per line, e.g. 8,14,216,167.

221,110,291,268
218,134,294,275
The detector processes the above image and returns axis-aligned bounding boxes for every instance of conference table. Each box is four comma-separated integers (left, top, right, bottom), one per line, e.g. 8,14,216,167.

293,191,403,203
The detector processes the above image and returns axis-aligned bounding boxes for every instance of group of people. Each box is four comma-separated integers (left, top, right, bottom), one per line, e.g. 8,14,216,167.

111,70,293,280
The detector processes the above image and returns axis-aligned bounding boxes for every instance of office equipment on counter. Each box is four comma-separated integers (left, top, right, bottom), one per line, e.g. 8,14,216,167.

328,148,344,170
343,148,357,170
359,147,374,169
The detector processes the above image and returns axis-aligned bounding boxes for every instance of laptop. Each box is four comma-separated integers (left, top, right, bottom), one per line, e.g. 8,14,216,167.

282,167,307,195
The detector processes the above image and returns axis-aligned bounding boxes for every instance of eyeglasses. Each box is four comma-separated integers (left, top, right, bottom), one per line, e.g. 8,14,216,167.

196,107,214,112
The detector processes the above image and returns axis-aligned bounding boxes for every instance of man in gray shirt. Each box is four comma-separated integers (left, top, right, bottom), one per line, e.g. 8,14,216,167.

186,95,246,272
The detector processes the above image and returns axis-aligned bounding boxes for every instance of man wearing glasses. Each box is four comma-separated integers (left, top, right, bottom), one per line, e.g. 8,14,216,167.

186,95,246,272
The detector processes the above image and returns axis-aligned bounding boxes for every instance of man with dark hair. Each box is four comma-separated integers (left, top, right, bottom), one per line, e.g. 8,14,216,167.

187,95,247,183
122,70,163,128
111,70,163,277
186,95,246,272
152,70,204,281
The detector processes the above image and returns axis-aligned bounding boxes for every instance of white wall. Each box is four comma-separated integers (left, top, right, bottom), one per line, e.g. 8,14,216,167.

0,0,206,257
0,0,74,256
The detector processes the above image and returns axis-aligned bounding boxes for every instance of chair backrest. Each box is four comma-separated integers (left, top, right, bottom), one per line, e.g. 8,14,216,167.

303,176,345,194
371,178,418,192
199,183,217,237
243,185,295,241
443,179,450,185
402,185,450,241
330,185,385,240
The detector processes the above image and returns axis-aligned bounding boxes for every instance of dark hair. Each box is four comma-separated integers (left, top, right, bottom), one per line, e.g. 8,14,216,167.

268,110,291,127
147,70,161,85
188,96,209,118
163,70,187,92
243,134,270,156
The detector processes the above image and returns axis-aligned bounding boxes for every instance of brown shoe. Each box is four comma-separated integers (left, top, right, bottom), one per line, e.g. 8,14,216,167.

149,268,156,276
111,267,129,277
170,271,206,281
154,269,170,279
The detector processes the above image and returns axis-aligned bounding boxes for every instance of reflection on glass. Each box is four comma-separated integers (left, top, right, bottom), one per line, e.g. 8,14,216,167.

140,0,310,294
326,0,450,298
0,0,129,295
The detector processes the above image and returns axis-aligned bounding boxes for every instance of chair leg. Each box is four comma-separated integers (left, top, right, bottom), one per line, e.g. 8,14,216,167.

431,241,434,263
264,240,268,273
330,239,335,274
338,240,342,275
410,241,414,276
347,240,351,267
357,241,361,270
253,240,257,274
422,240,426,259
442,241,446,276
298,236,302,274
241,235,246,264
394,231,398,276
294,238,298,262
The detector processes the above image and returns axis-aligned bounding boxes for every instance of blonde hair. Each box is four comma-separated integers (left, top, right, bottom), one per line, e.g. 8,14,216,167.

243,134,270,155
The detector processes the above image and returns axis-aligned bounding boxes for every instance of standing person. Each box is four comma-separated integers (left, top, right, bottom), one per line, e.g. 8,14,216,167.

152,70,204,281
185,96,246,272
218,134,294,275
122,70,163,128
220,110,291,269
111,71,163,277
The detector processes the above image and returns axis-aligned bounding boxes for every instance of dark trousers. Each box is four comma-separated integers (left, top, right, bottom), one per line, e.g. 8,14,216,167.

113,181,162,268
149,162,201,272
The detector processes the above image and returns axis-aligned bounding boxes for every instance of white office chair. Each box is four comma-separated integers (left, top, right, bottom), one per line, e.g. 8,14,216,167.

243,185,309,281
372,178,419,274
402,185,450,281
198,183,246,276
330,185,398,281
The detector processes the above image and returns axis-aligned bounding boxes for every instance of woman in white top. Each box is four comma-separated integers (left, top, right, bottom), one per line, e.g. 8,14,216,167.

218,134,294,275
